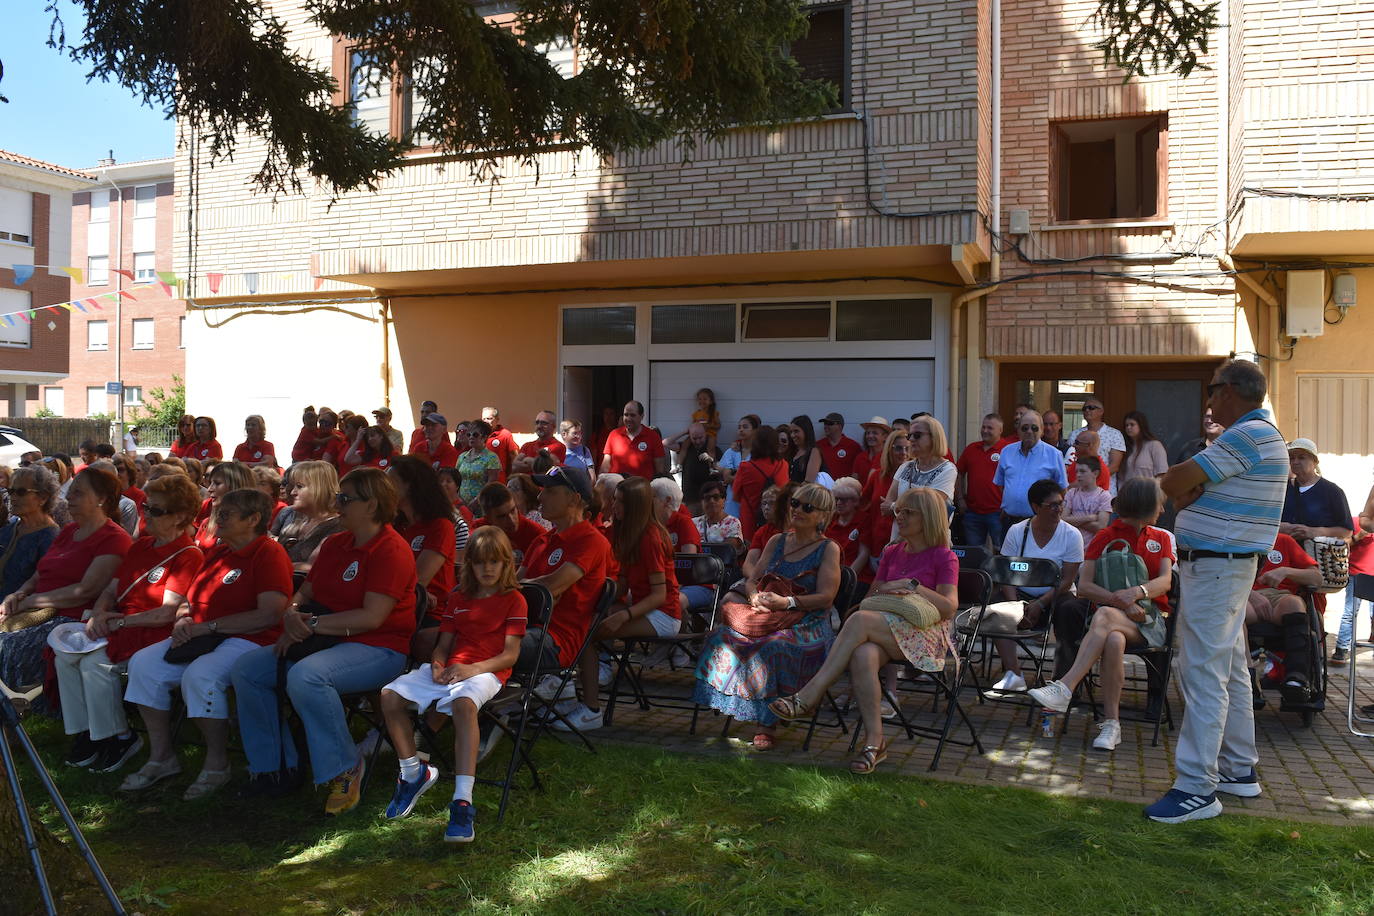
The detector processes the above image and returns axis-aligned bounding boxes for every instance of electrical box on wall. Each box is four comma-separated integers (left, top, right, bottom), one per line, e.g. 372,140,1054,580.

1008,209,1031,234
1286,270,1326,337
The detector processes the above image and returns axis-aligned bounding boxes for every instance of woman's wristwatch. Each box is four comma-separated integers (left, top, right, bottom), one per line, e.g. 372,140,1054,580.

786,597,798,610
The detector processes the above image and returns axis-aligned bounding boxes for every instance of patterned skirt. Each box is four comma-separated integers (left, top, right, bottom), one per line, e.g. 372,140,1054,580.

883,615,954,672
693,612,835,725
0,616,67,713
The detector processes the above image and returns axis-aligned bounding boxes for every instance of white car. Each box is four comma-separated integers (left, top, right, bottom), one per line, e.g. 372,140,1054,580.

0,426,42,468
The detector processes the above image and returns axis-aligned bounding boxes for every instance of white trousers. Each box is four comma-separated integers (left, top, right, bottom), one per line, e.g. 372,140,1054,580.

54,649,126,741
124,636,259,720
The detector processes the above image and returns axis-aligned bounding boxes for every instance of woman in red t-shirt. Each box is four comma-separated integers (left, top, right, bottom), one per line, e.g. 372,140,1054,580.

1029,478,1176,753
233,414,278,467
377,526,526,838
864,429,909,553
851,418,891,485
825,477,874,596
57,474,204,778
193,461,256,550
189,416,224,463
388,456,459,659
169,414,196,458
0,467,131,697
229,468,417,816
743,483,796,579
123,487,292,800
733,425,790,544
606,477,682,640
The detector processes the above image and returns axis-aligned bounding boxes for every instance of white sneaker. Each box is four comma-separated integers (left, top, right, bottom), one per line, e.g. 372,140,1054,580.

1028,680,1073,713
1092,718,1122,751
550,703,604,733
598,661,615,687
992,671,1027,692
534,676,576,703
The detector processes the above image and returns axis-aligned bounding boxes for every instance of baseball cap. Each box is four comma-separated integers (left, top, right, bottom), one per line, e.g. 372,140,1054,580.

421,413,448,426
371,407,392,419
821,412,845,425
1286,437,1319,459
533,465,594,503
420,400,437,412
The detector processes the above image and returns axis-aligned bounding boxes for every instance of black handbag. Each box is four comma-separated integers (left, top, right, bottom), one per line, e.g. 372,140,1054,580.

283,601,343,662
163,632,228,665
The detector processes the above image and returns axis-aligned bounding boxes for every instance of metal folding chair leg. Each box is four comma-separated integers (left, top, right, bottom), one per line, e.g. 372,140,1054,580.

1348,638,1374,738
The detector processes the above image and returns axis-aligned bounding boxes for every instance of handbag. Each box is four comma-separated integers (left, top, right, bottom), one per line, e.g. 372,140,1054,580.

283,600,343,662
720,573,807,638
860,592,941,629
1094,537,1166,647
163,632,228,664
955,600,1026,636
1308,536,1349,594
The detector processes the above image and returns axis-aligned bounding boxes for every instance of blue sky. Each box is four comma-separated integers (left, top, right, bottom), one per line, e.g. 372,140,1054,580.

1,1,174,169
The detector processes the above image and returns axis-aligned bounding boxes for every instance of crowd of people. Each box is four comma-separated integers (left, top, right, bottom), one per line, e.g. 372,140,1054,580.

0,368,1371,838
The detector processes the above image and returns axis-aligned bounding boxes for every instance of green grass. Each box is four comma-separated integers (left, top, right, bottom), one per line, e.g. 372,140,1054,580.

14,715,1374,915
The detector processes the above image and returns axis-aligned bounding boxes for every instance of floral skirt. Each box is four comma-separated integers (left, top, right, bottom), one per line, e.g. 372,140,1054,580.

0,616,67,713
693,612,835,725
883,615,954,673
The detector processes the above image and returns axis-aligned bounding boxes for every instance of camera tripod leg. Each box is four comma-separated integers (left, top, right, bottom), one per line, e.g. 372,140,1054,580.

0,724,58,916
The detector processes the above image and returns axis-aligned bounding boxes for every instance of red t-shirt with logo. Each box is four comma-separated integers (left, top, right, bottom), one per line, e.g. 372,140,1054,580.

487,426,517,481
33,520,134,619
104,535,204,662
414,439,459,470
233,440,277,465
817,435,863,480
664,508,702,552
603,426,665,479
521,520,613,665
957,438,1018,515
187,535,293,645
307,527,418,654
440,589,528,683
619,528,681,619
1255,532,1317,595
1085,521,1175,614
519,437,567,464
478,514,546,565
398,517,456,619
186,440,223,462
1068,455,1112,492
826,514,874,582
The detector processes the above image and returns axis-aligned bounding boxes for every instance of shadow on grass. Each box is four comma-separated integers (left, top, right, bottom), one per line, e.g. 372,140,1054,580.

13,714,1374,915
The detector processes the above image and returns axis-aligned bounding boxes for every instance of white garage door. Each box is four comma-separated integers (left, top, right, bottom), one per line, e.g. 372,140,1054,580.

649,359,935,441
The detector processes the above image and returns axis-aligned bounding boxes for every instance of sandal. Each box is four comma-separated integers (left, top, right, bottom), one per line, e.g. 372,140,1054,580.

768,694,814,722
850,740,888,775
751,732,776,750
119,757,182,792
183,767,232,801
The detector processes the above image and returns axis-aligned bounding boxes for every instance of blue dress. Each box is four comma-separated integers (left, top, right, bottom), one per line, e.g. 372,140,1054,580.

694,536,836,725
0,520,59,600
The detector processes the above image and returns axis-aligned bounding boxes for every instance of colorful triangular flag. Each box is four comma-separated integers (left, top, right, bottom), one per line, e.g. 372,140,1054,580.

12,264,34,285
243,272,258,294
59,267,84,285
313,275,324,290
73,301,87,312
113,269,136,282
156,271,178,288
85,298,103,310
17,312,31,323
206,272,223,294
1,316,12,327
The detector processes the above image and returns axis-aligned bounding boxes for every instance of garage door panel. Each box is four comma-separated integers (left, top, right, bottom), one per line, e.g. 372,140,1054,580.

650,359,934,444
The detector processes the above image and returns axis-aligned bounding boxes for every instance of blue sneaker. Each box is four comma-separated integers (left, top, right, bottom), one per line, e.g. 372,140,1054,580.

1144,788,1222,823
1216,768,1262,798
384,765,439,820
445,800,476,843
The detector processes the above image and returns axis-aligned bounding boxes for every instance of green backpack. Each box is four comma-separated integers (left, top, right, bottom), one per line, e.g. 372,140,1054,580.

1094,538,1151,611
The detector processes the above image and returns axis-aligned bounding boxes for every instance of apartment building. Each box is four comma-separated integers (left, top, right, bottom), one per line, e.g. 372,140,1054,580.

61,157,186,420
177,0,1372,479
0,150,93,416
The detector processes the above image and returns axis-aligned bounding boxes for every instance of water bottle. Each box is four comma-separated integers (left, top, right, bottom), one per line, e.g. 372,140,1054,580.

1040,711,1058,738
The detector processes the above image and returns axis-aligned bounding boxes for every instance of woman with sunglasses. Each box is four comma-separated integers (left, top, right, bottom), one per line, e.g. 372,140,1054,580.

695,482,840,750
0,466,61,607
769,487,958,774
882,415,955,543
169,415,197,458
863,429,908,553
123,488,292,799
231,469,418,815
60,474,204,778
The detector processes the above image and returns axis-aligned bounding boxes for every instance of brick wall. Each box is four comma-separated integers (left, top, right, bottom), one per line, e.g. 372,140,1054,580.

1,191,70,375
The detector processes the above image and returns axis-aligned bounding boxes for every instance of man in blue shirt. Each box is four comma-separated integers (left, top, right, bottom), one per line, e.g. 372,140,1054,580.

993,411,1068,527
1151,359,1288,824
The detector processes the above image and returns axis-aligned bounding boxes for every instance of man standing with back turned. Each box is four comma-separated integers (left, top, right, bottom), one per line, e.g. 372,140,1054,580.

1150,359,1287,823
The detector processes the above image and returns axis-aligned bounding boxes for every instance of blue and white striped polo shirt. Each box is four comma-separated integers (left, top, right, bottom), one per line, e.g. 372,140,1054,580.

1175,408,1288,554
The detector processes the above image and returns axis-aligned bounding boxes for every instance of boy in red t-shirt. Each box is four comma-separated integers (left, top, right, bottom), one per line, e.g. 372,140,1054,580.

377,527,526,843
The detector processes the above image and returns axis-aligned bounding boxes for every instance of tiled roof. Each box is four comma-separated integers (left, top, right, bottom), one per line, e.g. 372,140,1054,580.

0,149,95,181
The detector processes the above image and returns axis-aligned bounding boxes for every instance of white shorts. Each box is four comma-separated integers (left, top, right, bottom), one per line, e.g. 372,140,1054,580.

383,668,502,715
124,636,260,720
646,609,682,638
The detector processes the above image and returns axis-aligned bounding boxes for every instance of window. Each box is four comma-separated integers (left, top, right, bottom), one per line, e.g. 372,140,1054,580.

0,290,31,347
123,386,143,406
0,187,32,245
835,299,933,341
562,307,636,346
86,387,106,417
87,319,109,351
742,303,831,340
89,190,112,224
651,304,736,344
87,255,109,286
349,49,393,135
789,4,849,111
132,318,155,350
133,252,156,282
43,387,63,416
179,316,186,349
1052,115,1166,222
133,185,157,219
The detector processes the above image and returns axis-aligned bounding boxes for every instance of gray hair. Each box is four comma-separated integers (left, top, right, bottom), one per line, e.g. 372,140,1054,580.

11,464,59,513
649,476,683,511
831,476,863,499
1217,358,1267,403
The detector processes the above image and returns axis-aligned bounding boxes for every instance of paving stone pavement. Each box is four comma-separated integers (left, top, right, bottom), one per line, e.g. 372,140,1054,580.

593,611,1374,827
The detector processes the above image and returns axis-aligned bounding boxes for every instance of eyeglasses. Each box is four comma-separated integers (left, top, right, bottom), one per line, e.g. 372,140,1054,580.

822,420,840,426
335,492,363,506
1020,425,1040,432
702,493,724,501
1074,439,1091,448
144,505,171,518
789,498,818,513
1207,382,1230,397
1083,405,1102,412
1038,500,1065,511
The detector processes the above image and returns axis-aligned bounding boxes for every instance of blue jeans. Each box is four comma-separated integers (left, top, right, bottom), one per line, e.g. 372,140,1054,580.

682,585,715,613
961,511,1004,551
1338,585,1368,651
230,642,406,784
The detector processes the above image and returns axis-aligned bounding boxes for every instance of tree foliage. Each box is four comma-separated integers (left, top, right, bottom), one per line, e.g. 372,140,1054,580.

25,0,835,193
130,373,186,427
1091,0,1220,79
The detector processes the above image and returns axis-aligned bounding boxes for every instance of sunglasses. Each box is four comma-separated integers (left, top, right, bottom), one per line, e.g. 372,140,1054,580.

789,498,819,513
1020,425,1040,432
1083,405,1102,412
1038,500,1065,511
144,505,171,518
335,492,364,506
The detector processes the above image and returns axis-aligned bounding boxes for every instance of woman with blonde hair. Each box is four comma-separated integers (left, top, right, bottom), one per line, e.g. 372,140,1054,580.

193,461,256,550
863,428,908,550
771,487,959,773
269,461,343,573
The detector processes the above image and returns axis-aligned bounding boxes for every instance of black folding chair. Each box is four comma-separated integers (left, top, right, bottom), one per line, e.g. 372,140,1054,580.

951,545,989,570
521,579,618,751
796,566,861,750
603,553,725,726
1247,585,1328,728
702,542,742,585
973,555,1062,705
